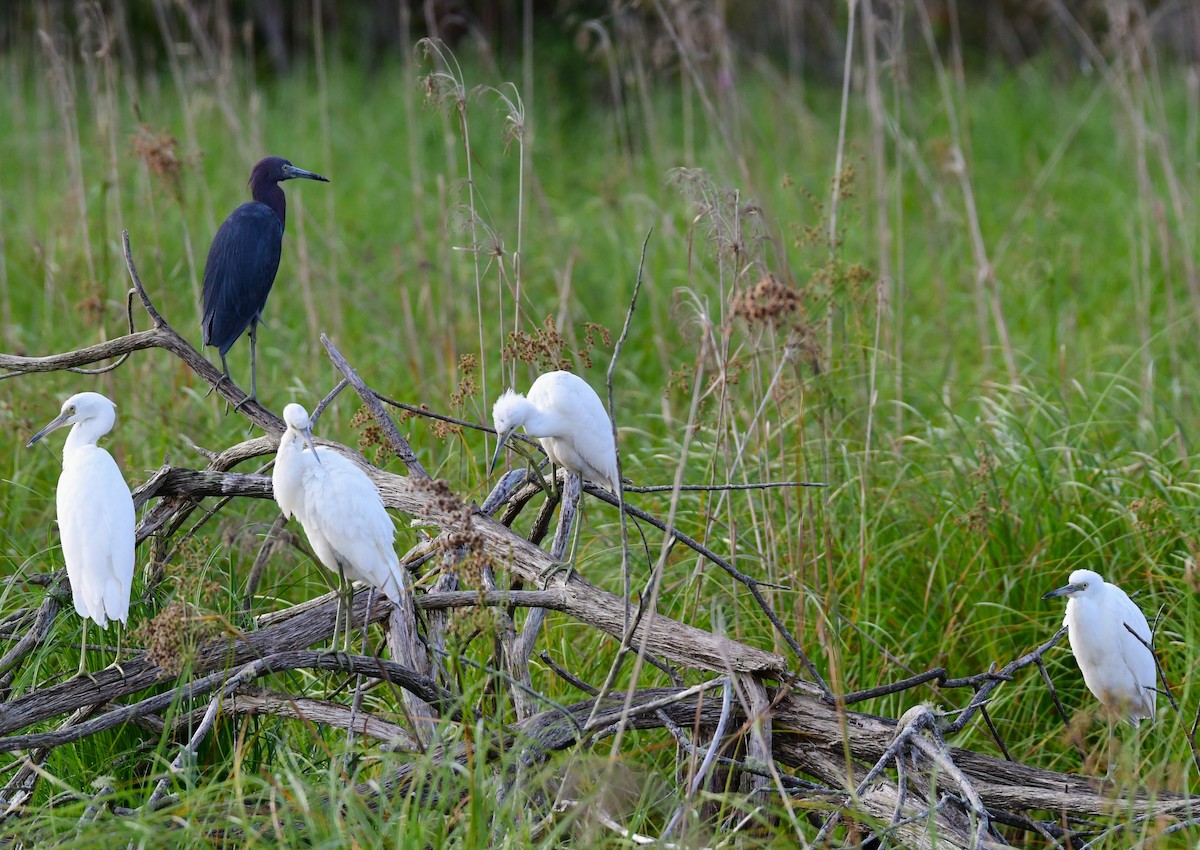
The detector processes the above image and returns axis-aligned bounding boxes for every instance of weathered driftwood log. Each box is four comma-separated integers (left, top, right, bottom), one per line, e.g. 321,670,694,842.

127,463,793,679
362,684,1193,844
5,232,1194,848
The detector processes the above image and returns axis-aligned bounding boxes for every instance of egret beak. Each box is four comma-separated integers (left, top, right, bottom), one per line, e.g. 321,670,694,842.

26,411,72,448
489,430,513,475
1042,581,1084,600
282,164,329,183
302,427,322,465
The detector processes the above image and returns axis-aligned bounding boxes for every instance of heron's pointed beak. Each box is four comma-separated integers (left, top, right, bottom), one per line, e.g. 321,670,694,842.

26,412,72,448
1042,581,1084,600
283,164,330,183
489,431,513,475
303,427,322,464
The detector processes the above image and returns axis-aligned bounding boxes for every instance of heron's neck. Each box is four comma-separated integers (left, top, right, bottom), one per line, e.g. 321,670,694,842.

63,420,109,457
253,181,287,229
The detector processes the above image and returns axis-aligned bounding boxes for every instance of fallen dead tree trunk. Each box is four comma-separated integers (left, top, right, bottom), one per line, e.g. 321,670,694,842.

1,232,1195,848
364,684,1195,847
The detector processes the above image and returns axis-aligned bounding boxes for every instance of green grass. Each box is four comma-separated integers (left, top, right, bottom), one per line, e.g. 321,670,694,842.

1,16,1199,848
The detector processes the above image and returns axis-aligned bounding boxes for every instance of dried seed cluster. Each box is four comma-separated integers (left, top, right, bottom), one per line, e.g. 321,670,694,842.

503,315,611,372
730,273,800,324
132,124,185,202
133,599,215,678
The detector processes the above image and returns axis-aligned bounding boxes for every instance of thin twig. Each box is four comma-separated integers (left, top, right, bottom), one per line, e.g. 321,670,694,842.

318,334,429,479
942,626,1068,734
842,667,947,705
625,481,826,492
606,228,650,634
62,288,137,377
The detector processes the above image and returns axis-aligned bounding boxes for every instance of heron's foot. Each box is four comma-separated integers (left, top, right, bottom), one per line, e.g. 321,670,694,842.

539,560,575,588
75,667,99,686
105,660,128,680
205,371,236,399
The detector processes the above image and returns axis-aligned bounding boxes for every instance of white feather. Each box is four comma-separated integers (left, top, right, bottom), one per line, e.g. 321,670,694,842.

492,370,618,492
29,392,135,630
272,404,405,602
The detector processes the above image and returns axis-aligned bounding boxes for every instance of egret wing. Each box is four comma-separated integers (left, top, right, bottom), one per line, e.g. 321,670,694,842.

529,372,618,490
201,203,284,354
1110,588,1156,715
301,448,404,601
57,448,135,627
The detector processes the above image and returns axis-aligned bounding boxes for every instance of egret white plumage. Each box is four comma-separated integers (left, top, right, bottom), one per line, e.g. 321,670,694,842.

490,370,619,579
490,370,619,494
272,403,405,650
27,392,135,676
1043,569,1157,726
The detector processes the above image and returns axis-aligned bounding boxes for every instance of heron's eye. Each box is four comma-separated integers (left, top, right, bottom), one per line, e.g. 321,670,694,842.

67,406,75,415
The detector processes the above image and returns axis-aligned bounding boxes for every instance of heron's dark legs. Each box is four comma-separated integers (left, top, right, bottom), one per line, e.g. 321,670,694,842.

247,322,259,402
205,355,234,397
224,327,257,413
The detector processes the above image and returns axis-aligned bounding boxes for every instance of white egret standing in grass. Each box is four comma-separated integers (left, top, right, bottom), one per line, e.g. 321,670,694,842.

1043,569,1157,726
490,370,619,579
27,392,135,676
272,403,404,650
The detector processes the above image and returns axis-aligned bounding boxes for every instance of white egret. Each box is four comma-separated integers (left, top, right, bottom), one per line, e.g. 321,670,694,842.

272,403,405,650
1043,569,1156,726
27,392,135,676
490,370,619,494
490,370,619,580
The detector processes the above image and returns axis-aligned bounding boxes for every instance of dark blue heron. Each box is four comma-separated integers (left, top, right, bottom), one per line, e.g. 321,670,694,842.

201,156,329,402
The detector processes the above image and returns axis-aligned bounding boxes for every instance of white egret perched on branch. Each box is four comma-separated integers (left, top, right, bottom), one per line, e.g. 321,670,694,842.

491,371,619,494
490,370,619,579
272,402,405,650
1043,569,1157,726
27,392,136,676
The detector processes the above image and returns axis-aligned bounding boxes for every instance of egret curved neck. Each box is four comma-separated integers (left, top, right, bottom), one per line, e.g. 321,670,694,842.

518,401,561,438
278,428,307,455
64,419,111,456
253,181,287,229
